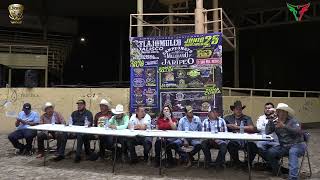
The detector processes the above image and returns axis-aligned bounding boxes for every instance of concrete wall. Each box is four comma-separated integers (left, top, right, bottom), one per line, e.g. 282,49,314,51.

0,88,319,134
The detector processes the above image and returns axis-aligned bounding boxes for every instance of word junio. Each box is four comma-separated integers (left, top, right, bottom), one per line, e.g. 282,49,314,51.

287,2,310,21
130,60,144,68
184,35,220,47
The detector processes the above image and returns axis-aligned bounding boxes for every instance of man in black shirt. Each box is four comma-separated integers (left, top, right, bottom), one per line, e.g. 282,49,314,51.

53,99,93,163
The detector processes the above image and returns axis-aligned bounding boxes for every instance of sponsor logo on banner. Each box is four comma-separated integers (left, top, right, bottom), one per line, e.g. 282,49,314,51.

133,78,145,87
196,58,222,65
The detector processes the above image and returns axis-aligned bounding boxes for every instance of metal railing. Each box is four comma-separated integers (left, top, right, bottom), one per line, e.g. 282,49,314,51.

222,87,320,98
129,8,235,49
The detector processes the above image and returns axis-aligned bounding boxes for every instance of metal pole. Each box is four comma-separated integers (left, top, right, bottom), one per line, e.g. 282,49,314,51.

8,68,12,87
168,4,174,35
137,0,144,37
213,0,219,32
234,28,240,88
195,0,205,34
119,28,123,83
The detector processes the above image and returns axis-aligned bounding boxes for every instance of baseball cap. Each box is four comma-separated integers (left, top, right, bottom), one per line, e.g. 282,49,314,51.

185,105,193,113
23,103,31,110
76,99,86,105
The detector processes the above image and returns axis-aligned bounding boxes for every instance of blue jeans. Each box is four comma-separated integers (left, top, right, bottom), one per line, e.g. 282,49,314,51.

256,141,279,161
169,139,202,161
266,143,306,180
8,129,37,151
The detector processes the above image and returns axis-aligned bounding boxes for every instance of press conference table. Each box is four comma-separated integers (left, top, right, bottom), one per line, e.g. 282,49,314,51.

28,124,273,180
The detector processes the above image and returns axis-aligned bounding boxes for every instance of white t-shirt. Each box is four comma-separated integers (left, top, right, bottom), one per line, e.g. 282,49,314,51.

129,113,151,126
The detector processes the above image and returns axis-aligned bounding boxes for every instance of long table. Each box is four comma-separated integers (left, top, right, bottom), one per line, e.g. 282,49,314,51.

28,124,273,180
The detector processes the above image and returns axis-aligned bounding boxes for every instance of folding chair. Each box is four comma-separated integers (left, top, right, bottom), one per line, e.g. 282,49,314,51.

277,132,312,178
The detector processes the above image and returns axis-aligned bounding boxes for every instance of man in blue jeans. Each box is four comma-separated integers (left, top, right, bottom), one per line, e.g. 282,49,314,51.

53,99,93,163
8,103,40,155
168,105,202,167
266,103,306,180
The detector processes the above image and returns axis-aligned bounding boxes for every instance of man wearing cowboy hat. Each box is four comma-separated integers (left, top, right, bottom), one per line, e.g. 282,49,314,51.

53,99,93,163
8,103,40,155
224,100,258,167
36,102,65,158
127,105,152,164
103,104,129,160
266,103,305,179
93,99,113,160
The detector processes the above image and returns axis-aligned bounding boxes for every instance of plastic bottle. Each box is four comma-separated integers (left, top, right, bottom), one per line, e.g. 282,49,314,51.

104,119,109,130
51,115,56,125
261,122,266,138
68,116,73,127
240,121,244,134
84,116,89,128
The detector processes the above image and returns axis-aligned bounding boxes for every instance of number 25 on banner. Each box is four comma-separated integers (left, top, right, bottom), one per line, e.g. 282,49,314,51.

207,35,220,45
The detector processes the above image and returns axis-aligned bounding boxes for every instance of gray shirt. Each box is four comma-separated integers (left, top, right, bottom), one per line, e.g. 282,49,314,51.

266,117,303,146
224,114,253,133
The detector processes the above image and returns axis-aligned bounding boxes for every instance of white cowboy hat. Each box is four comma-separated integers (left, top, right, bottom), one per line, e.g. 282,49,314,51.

42,102,54,111
111,104,125,115
100,99,110,107
276,103,295,117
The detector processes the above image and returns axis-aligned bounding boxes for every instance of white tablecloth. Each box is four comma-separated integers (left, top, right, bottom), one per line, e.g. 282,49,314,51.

28,124,273,141
27,124,138,137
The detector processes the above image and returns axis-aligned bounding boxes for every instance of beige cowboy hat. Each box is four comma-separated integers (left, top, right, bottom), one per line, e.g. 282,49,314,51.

42,102,54,111
100,99,110,107
111,104,125,115
276,103,295,117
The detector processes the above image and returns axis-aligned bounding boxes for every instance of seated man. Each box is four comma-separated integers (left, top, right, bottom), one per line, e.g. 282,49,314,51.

37,102,65,158
225,100,258,167
53,99,93,163
93,99,113,159
127,105,152,163
266,103,306,179
100,104,129,160
8,103,40,155
201,107,228,168
169,105,202,167
255,102,279,162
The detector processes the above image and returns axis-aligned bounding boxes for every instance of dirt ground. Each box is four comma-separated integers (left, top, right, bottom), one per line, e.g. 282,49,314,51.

0,129,319,180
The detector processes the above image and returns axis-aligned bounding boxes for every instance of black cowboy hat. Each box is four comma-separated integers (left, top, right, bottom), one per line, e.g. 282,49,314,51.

230,100,246,111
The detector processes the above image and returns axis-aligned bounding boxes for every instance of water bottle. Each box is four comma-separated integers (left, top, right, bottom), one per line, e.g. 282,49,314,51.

185,126,189,132
129,121,134,131
221,121,225,132
51,115,56,125
261,122,266,138
104,119,109,130
240,121,244,134
68,116,73,127
214,122,219,133
202,123,205,132
210,122,215,134
84,116,89,128
146,123,151,132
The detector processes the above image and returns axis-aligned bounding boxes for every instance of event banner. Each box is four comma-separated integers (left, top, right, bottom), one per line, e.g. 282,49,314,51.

130,33,222,119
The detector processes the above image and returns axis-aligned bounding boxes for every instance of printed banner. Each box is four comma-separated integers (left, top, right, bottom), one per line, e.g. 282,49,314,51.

130,33,223,119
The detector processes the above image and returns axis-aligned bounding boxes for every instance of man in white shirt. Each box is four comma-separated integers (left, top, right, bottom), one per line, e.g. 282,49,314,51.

127,105,152,163
256,102,279,161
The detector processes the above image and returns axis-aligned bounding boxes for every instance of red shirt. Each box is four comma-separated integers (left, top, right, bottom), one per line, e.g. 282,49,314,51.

157,117,177,130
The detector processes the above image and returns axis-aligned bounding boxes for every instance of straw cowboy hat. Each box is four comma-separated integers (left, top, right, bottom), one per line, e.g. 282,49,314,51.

112,104,125,115
276,103,295,117
100,99,110,107
42,102,54,111
230,100,246,111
